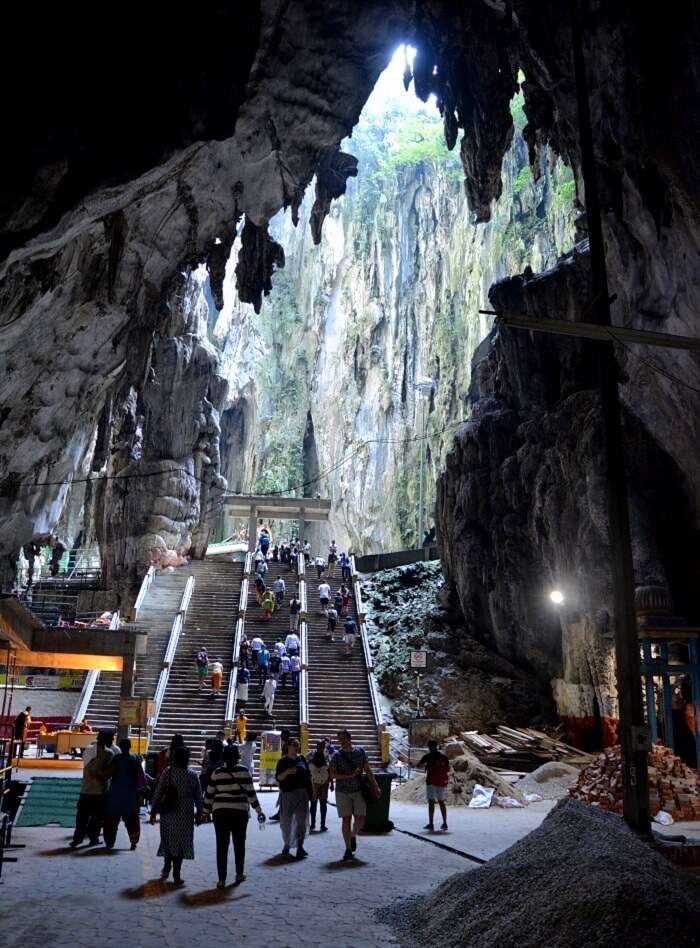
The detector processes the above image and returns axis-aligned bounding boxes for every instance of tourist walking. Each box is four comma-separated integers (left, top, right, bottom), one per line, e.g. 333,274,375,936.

150,746,202,885
258,529,270,557
199,739,224,794
13,705,31,760
254,576,265,605
275,738,312,859
196,646,209,690
334,590,343,616
23,540,41,587
239,634,251,668
258,644,270,684
263,673,277,716
269,649,281,682
49,536,66,577
210,658,224,697
104,739,144,849
273,575,285,608
330,729,380,861
70,729,120,847
417,739,450,831
235,710,248,744
340,584,350,614
250,635,264,667
315,555,325,578
290,652,301,690
326,605,337,641
327,541,338,577
239,732,256,772
343,616,358,655
318,580,331,614
285,629,300,656
204,743,266,887
289,594,300,631
303,540,311,562
275,638,286,657
237,664,250,707
340,552,351,583
309,741,332,832
279,653,291,689
262,589,276,619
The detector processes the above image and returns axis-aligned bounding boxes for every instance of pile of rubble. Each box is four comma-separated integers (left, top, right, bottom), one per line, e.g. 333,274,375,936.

569,744,700,820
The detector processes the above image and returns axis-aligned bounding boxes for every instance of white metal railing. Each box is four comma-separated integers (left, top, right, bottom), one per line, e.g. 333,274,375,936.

67,547,102,579
71,610,121,724
297,556,309,752
147,575,195,731
224,617,245,727
243,551,254,577
298,577,308,619
133,564,155,620
351,566,386,760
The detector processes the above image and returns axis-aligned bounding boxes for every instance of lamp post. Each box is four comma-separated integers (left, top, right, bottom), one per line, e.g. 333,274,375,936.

415,378,436,549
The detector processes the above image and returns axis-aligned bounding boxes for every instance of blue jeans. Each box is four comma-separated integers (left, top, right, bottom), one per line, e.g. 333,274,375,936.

291,670,299,689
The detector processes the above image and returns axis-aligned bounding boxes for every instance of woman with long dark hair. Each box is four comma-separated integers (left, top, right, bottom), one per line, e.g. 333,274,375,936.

150,745,202,885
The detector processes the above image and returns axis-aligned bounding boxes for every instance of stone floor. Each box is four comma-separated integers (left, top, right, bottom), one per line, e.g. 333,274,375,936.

2,790,558,948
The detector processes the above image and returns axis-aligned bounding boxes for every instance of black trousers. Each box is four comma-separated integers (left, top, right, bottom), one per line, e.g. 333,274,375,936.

72,793,105,844
213,810,249,881
310,798,327,827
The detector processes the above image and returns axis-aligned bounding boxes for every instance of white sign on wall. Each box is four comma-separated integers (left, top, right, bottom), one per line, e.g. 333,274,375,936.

409,650,428,669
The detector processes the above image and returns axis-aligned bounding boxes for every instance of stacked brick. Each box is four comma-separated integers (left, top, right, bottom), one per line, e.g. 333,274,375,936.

569,744,700,821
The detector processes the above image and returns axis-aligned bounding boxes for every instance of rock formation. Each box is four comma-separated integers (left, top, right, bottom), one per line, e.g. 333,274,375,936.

0,2,699,746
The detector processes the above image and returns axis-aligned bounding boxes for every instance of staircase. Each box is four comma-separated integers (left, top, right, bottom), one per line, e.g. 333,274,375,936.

83,569,192,731
152,558,243,751
304,568,382,766
239,561,300,772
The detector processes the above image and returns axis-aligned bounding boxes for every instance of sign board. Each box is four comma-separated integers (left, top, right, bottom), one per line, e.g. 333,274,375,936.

118,697,155,728
408,718,451,764
410,650,428,669
258,730,282,787
24,675,60,689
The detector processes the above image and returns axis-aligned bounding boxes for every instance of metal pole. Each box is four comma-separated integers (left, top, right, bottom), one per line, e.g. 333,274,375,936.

570,0,650,833
418,395,426,548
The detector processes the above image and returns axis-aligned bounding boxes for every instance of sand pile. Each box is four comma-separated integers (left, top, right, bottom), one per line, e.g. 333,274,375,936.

385,799,700,948
517,761,580,800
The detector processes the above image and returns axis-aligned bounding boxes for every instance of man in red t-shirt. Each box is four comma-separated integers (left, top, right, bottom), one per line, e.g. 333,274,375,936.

417,739,449,831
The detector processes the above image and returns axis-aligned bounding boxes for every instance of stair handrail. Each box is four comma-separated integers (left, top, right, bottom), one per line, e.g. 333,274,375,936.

133,564,156,621
243,551,254,577
350,560,388,761
224,565,250,728
298,555,310,753
71,610,121,724
224,617,245,727
147,575,195,731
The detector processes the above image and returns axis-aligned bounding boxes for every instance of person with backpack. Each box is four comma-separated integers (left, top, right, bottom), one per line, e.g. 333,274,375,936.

289,595,301,632
195,646,209,690
329,728,380,862
417,739,450,831
150,745,202,885
204,743,266,888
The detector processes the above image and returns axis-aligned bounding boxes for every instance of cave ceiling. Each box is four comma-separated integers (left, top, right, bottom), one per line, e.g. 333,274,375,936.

1,0,699,570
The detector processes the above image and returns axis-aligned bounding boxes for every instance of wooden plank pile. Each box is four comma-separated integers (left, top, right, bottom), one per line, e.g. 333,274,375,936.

460,725,594,773
569,744,700,820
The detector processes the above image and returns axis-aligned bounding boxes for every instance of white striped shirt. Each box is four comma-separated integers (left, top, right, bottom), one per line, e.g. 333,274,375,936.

203,764,261,814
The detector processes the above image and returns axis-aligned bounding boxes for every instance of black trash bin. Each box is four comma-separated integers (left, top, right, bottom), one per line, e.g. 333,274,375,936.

363,769,395,832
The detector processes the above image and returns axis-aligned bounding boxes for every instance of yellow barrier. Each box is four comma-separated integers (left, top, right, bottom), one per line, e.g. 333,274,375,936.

300,722,309,756
380,728,391,765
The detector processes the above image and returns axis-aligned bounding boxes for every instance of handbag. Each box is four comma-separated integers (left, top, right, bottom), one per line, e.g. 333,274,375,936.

157,767,178,814
340,750,375,804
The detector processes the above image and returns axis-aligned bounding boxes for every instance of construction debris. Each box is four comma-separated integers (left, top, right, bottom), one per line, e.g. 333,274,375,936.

461,725,594,771
516,761,581,801
569,744,700,821
385,799,700,948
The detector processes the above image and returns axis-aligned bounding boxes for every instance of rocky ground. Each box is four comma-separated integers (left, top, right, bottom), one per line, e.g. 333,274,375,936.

362,562,551,736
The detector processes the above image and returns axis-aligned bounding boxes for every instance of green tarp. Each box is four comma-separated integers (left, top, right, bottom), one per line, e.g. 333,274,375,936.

15,777,80,827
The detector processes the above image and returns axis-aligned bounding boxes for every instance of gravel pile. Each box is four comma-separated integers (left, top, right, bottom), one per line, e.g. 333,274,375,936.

516,761,580,800
385,799,700,948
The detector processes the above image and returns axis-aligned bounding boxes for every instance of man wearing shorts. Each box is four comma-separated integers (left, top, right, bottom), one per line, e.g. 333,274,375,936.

330,729,380,861
417,739,449,831
318,581,331,615
342,616,357,655
196,647,208,690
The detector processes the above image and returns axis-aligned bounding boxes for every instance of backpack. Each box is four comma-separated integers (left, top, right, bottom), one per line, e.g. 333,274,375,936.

428,754,450,788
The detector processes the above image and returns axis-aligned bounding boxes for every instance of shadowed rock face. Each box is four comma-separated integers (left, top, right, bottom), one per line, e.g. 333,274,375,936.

0,0,699,723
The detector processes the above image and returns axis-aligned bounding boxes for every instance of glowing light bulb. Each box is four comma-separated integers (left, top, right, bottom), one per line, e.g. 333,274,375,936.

549,589,564,605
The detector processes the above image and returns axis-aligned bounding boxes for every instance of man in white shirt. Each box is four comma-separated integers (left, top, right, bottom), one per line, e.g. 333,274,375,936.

263,675,277,715
285,631,300,656
250,636,264,669
273,575,285,607
318,582,331,614
315,556,326,578
275,640,286,656
303,541,311,562
239,733,256,772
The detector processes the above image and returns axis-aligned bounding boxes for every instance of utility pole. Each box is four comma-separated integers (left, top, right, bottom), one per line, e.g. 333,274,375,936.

570,0,650,833
415,378,435,549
